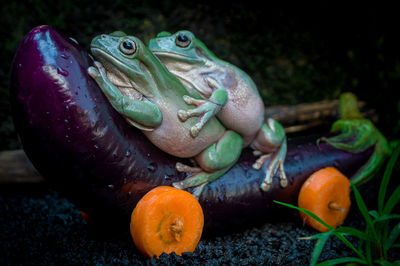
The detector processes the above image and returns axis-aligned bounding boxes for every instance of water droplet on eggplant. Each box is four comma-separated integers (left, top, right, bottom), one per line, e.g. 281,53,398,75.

69,37,79,45
57,67,69,76
147,162,157,173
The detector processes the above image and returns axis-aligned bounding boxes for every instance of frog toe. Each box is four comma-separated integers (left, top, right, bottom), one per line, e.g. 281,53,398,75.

177,110,189,121
259,140,288,192
190,125,201,138
87,66,100,78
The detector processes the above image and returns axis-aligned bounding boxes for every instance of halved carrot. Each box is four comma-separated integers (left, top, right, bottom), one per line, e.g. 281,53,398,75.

298,167,351,232
130,186,177,256
130,186,204,258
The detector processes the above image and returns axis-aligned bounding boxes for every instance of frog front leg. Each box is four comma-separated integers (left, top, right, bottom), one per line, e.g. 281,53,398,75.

177,77,228,138
173,130,243,198
250,118,288,191
88,61,162,130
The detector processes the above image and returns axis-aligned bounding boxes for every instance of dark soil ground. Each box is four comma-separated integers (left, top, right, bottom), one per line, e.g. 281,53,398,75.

1,176,399,265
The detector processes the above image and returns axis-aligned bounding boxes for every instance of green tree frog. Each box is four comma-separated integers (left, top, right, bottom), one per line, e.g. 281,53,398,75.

87,32,243,197
148,30,287,191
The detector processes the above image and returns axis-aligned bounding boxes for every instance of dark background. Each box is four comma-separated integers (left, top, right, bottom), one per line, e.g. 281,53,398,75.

1,1,400,264
1,1,400,150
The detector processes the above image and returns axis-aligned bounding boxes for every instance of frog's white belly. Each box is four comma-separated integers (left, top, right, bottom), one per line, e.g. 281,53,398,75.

217,80,265,146
144,104,225,158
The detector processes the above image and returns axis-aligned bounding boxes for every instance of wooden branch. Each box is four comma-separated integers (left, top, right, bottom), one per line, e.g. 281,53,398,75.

0,99,376,184
0,150,43,184
265,99,376,133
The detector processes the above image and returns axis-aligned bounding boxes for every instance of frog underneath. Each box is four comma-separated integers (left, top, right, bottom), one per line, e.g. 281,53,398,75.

87,32,243,197
148,30,287,191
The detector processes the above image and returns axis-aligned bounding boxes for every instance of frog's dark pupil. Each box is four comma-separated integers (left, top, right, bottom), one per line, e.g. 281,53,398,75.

177,34,188,43
123,41,134,50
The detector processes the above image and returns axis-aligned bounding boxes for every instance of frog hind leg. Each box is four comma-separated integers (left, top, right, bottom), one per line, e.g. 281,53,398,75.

173,165,234,199
173,130,243,198
250,118,288,191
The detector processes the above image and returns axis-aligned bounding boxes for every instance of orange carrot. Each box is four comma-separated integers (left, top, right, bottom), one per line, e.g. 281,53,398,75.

130,186,204,258
298,167,351,232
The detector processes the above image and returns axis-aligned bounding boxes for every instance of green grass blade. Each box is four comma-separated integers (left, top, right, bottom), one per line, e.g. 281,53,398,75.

274,201,334,231
369,210,379,219
374,259,394,266
310,232,332,266
335,226,371,241
351,184,379,242
373,214,400,224
274,201,365,260
298,232,337,241
386,222,400,250
334,233,366,261
366,240,372,265
317,257,367,265
379,144,400,214
383,185,400,215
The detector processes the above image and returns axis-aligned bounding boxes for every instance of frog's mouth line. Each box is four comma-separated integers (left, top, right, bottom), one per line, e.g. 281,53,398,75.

151,50,200,63
90,47,145,97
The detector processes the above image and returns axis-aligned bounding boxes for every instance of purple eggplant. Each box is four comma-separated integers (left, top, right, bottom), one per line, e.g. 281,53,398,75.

10,26,373,232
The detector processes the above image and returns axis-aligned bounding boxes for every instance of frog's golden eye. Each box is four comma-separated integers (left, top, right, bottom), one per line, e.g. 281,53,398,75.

120,39,136,55
175,33,191,48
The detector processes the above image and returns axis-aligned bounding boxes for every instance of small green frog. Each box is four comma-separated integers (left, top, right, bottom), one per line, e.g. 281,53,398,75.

87,32,243,197
148,30,287,191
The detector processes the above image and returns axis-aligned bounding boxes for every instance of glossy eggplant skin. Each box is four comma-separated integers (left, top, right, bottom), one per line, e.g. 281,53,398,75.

10,26,186,224
10,26,372,231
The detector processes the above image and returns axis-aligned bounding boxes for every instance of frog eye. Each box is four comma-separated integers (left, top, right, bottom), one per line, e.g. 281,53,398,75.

175,33,191,48
119,39,136,55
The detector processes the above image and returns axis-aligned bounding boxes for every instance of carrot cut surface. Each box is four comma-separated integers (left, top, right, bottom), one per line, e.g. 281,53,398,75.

130,186,204,258
298,167,351,232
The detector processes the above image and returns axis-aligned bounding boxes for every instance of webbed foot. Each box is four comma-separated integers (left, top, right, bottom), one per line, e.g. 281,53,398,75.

250,119,288,191
177,77,227,138
88,61,162,130
177,95,222,138
174,130,242,198
175,162,202,173
173,166,232,199
259,139,288,191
